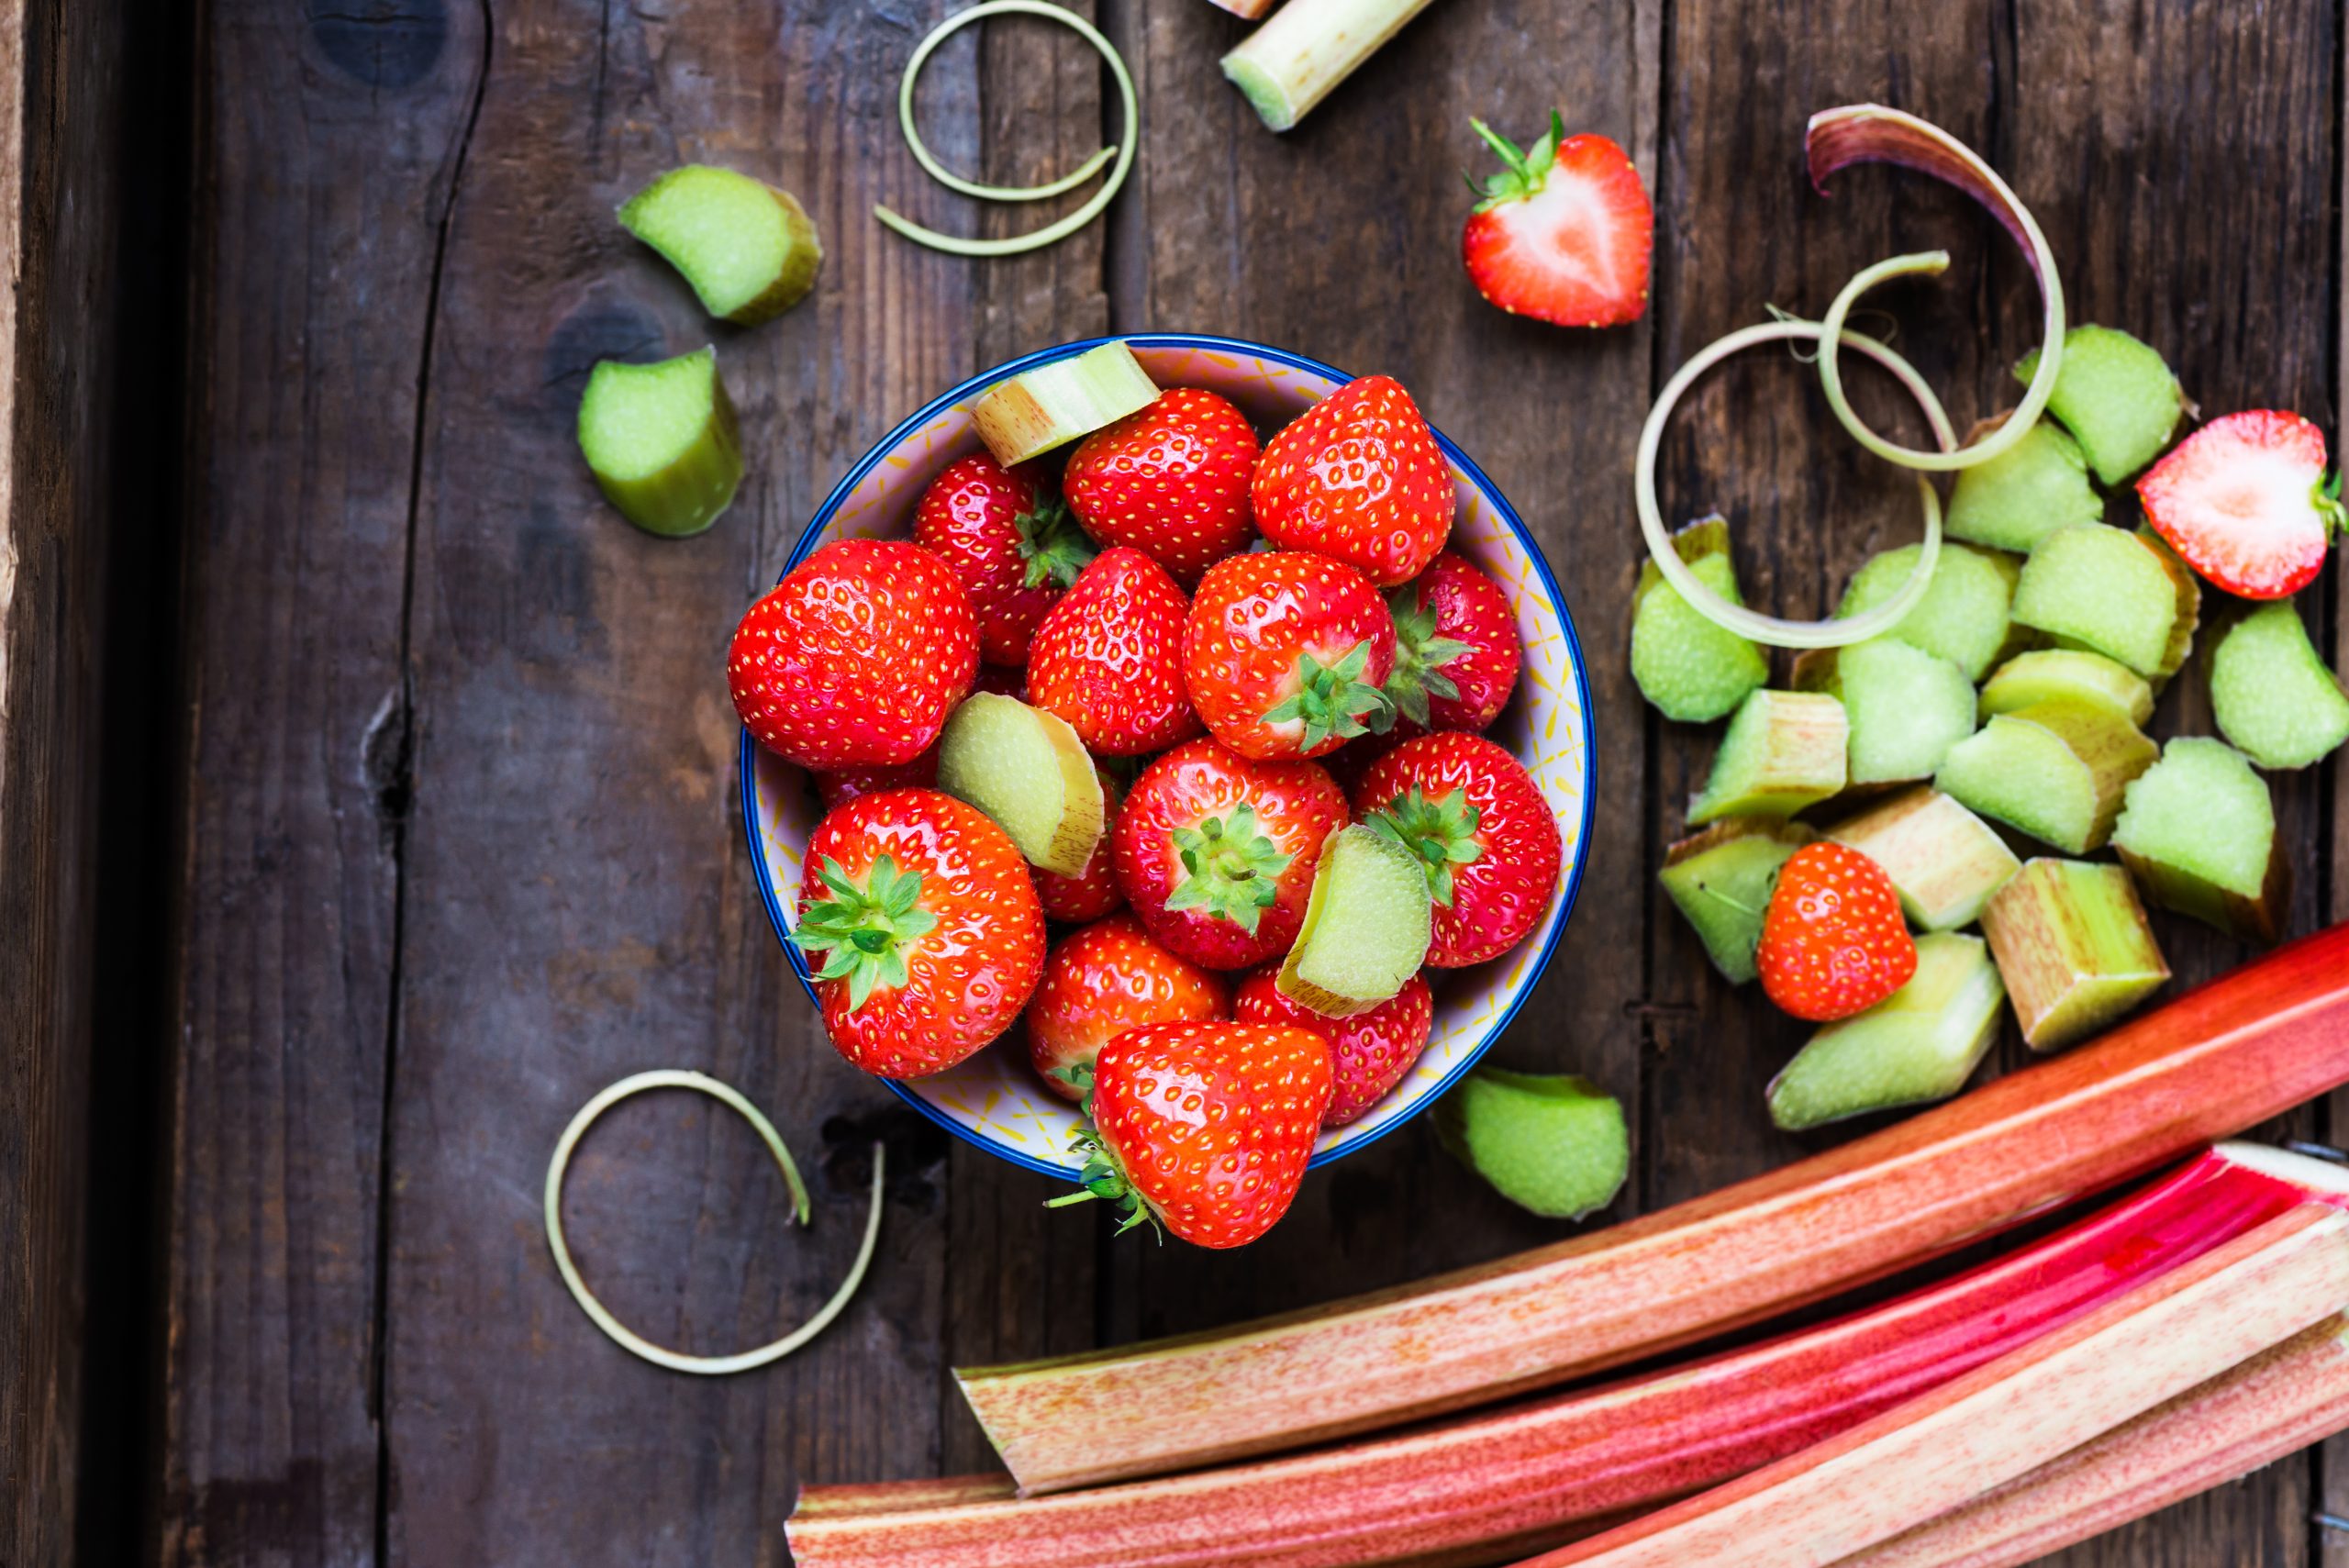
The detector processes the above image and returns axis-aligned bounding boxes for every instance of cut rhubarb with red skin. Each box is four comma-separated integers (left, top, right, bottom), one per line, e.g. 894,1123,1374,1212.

789,1143,2349,1568
1519,1203,2349,1568
956,923,2349,1495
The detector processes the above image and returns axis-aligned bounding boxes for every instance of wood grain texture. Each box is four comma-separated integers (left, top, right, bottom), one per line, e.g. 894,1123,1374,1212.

0,0,126,1558
158,1,486,1562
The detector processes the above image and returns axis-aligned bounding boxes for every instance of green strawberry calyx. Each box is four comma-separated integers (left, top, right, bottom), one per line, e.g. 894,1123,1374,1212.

1264,640,1396,751
1041,1063,1164,1242
1015,490,1097,590
1362,786,1484,908
2316,472,2346,540
1381,585,1474,728
1464,110,1564,214
793,854,936,1010
1162,803,1295,935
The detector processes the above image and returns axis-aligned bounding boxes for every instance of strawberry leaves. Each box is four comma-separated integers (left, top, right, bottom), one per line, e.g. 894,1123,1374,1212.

1014,489,1097,590
1362,786,1485,908
794,854,938,1010
1467,110,1564,212
1163,803,1297,934
1383,584,1475,728
1263,640,1396,751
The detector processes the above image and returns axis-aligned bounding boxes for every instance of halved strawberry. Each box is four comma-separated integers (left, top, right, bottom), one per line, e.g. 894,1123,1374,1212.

1461,115,1652,330
2135,409,2343,600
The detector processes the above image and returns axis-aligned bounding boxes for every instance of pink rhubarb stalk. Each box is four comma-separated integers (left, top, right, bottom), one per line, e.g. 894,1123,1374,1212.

1846,1311,2349,1568
956,926,2349,1494
1515,1205,2349,1568
791,1143,2349,1568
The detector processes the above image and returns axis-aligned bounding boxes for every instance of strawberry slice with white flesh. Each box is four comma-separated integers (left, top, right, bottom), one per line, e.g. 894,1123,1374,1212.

2135,410,2343,600
1461,113,1653,329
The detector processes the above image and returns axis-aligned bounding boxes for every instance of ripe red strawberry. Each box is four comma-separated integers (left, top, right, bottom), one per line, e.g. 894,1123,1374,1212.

1114,737,1349,970
1233,965,1433,1127
913,452,1096,665
1252,375,1455,587
1184,550,1398,761
1354,733,1562,968
1385,552,1522,732
1755,842,1918,1023
794,788,1045,1077
1054,1020,1332,1248
1064,388,1261,584
1036,763,1126,923
729,538,978,769
1461,115,1652,329
815,745,939,811
2136,410,2343,599
1027,914,1230,1102
1028,547,1204,755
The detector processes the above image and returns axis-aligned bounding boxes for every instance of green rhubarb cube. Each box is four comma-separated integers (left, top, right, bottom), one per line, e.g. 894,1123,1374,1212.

2110,738,2288,943
1632,516,1770,723
1793,638,1977,786
1933,699,2156,854
1687,690,1847,826
1835,541,2019,683
1768,933,2006,1130
1659,819,1813,984
2009,523,2179,679
2014,325,2186,485
1981,858,2169,1052
1825,786,2020,932
2210,602,2349,771
1946,417,2106,555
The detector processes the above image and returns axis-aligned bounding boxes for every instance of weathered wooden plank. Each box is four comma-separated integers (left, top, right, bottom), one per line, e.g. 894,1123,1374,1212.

1097,0,1660,1348
0,0,127,1558
375,4,991,1561
158,1,484,1562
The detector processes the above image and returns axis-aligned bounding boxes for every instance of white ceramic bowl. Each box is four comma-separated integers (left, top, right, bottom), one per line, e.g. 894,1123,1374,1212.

741,334,1596,1179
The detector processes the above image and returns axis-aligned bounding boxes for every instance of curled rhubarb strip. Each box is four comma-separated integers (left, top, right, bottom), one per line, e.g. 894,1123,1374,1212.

874,1,1139,258
1636,318,1952,650
787,1143,2346,1567
542,1069,884,1375
1806,104,2067,472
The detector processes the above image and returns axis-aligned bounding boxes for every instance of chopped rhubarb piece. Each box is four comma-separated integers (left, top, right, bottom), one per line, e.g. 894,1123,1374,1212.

618,165,821,325
1979,648,2154,728
1824,786,2019,931
1981,858,2169,1052
1219,0,1440,132
1933,699,2155,854
2014,325,2186,485
1686,690,1847,825
1792,638,1976,785
1768,932,2005,1130
1435,1069,1628,1219
1836,541,2018,682
2009,522,2180,678
1274,824,1431,1018
2210,600,2349,770
970,341,1160,467
575,348,742,538
934,693,1105,877
1631,515,1768,722
1946,417,2104,554
1658,819,1812,984
2111,738,2288,943
2132,524,2201,687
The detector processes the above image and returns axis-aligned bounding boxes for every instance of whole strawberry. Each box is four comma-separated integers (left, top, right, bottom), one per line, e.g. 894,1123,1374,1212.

1252,375,1455,587
729,539,978,769
1036,763,1126,923
1115,738,1350,970
1385,552,1522,732
914,452,1095,664
2136,409,2343,599
1354,733,1562,968
1065,388,1260,584
794,788,1044,1077
1755,843,1917,1023
1054,1020,1333,1248
1184,550,1397,761
815,745,939,811
1028,547,1204,756
1462,114,1653,329
1028,914,1230,1101
1234,965,1433,1127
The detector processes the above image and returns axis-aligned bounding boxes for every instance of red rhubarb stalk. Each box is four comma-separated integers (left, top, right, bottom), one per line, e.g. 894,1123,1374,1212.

957,924,2349,1494
1845,1311,2349,1568
1515,1205,2349,1568
790,1143,2349,1568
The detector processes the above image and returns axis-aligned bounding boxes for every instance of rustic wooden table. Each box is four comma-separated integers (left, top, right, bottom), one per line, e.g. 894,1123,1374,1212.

141,1,2349,1563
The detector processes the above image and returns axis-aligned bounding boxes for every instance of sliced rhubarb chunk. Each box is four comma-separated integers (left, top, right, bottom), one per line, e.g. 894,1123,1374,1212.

1979,648,2154,728
1793,638,1976,785
2009,522,2180,678
1934,699,2155,854
1824,786,2019,931
1837,541,2018,682
1687,690,1847,825
2210,601,2349,770
1631,515,1768,721
1945,417,2104,554
1434,1069,1628,1219
1981,858,2169,1051
2112,738,2288,943
934,693,1105,877
576,347,743,538
1275,824,1431,1017
2014,325,2186,485
1768,933,2004,1130
1219,0,1441,132
618,165,822,325
2133,524,2202,687
970,341,1160,467
1658,819,1812,984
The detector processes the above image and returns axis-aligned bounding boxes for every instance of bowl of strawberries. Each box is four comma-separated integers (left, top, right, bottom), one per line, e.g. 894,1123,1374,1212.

733,333,1594,1246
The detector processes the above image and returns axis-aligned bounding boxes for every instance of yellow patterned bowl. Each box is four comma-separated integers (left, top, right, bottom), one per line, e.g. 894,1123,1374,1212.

740,334,1595,1179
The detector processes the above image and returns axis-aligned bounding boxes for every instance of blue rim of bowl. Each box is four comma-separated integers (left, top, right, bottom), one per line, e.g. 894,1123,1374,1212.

738,332,1598,1182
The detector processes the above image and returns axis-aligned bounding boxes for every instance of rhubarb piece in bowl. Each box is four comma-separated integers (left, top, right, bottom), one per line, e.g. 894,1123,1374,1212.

739,335,1594,1179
